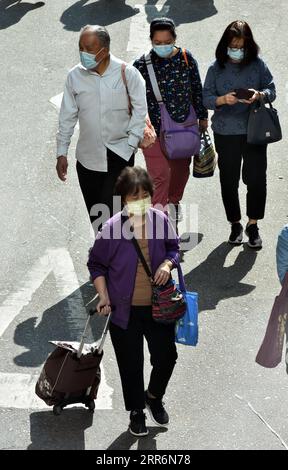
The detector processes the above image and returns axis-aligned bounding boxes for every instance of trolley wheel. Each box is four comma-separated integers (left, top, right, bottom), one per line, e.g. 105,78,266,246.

53,405,63,416
87,400,95,412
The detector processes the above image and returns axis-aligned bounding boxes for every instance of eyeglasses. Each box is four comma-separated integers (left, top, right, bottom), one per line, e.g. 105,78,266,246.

229,46,244,51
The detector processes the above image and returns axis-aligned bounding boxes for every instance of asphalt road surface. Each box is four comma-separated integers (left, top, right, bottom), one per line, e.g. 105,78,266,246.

0,0,288,450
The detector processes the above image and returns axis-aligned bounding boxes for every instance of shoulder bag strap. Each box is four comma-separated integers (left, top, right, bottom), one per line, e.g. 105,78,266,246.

121,213,152,280
182,47,189,67
145,53,163,104
121,63,132,115
131,235,153,281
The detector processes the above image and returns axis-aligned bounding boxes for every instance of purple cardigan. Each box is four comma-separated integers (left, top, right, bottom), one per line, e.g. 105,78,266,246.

87,208,180,329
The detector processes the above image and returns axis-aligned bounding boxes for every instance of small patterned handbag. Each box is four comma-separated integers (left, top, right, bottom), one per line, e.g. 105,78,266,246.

131,236,186,325
193,131,217,178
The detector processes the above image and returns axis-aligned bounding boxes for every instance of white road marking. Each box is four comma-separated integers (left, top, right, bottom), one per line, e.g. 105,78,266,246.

127,4,170,55
0,370,113,410
0,249,113,410
47,248,88,332
49,92,79,129
0,255,51,337
49,92,63,110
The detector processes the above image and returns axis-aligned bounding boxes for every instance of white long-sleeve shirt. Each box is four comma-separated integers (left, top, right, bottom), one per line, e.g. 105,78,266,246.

56,54,147,172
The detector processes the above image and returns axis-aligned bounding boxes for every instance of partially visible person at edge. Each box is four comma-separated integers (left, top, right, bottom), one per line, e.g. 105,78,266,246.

203,20,276,250
133,17,208,230
56,25,147,233
87,166,179,437
277,225,288,285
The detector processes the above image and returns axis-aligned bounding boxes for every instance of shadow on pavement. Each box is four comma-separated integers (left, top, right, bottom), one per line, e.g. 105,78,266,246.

13,282,106,367
184,242,258,313
60,0,139,32
107,427,167,450
28,409,93,450
0,0,45,30
145,0,218,26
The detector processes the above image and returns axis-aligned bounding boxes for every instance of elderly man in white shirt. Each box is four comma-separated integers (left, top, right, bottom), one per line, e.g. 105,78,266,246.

56,25,147,232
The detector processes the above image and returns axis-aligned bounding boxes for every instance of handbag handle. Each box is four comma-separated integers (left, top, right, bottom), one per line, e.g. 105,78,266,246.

200,130,209,145
257,94,274,110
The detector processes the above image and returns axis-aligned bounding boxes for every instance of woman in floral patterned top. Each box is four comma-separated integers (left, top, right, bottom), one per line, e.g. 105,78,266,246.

133,17,208,225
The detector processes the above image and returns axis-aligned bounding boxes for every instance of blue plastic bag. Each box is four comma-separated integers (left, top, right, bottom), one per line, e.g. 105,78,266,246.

174,264,198,346
175,291,198,346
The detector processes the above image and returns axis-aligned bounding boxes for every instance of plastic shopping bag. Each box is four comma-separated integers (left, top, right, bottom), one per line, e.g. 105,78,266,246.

175,291,198,346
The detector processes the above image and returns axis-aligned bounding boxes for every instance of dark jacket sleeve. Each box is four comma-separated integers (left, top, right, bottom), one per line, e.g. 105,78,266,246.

87,223,112,282
259,59,276,103
187,53,208,120
203,63,220,111
164,215,180,267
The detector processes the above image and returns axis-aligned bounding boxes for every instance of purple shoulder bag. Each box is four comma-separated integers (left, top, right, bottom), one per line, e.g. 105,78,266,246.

145,51,200,160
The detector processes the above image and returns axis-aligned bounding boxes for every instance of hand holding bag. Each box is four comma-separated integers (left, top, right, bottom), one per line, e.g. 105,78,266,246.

130,236,186,324
247,95,282,145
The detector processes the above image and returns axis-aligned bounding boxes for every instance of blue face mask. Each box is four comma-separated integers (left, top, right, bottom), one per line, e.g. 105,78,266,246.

227,47,244,61
80,48,104,70
153,44,174,58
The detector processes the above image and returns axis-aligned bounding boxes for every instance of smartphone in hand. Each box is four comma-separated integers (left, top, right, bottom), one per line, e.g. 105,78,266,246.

234,88,254,101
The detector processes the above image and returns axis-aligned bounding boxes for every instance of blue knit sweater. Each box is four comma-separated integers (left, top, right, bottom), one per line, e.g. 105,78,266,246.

203,58,276,135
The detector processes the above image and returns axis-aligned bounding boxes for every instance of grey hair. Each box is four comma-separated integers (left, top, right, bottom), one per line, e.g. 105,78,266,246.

80,25,110,49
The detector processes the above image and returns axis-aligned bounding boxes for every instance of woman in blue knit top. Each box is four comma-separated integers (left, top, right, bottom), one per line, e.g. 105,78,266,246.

203,20,276,250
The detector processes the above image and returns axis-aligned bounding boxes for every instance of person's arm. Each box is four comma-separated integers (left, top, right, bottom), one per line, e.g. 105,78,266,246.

187,55,208,126
125,65,148,150
154,216,180,285
56,74,78,181
259,59,276,103
87,224,112,315
276,225,288,285
164,215,180,265
242,60,277,105
203,64,238,110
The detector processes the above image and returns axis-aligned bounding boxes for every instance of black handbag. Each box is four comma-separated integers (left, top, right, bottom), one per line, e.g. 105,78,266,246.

247,96,282,145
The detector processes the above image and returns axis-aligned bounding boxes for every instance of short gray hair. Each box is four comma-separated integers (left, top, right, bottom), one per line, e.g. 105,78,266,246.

80,25,110,49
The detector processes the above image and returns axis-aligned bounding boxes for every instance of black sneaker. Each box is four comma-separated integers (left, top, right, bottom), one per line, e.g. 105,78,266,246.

245,223,262,249
129,410,149,437
145,391,169,427
228,222,243,245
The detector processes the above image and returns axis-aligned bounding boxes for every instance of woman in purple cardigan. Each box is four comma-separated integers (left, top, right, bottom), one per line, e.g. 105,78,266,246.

88,166,180,437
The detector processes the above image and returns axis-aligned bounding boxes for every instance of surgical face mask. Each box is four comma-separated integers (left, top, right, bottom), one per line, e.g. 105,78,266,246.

227,47,244,61
126,196,152,216
153,44,174,58
80,48,104,70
